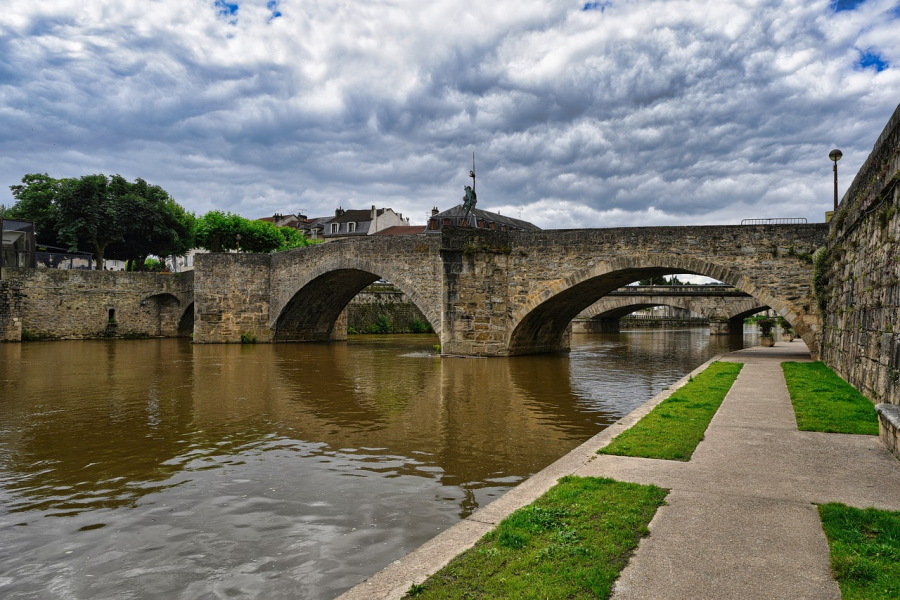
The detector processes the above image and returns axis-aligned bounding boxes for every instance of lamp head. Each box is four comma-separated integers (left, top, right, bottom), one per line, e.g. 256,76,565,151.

829,149,843,163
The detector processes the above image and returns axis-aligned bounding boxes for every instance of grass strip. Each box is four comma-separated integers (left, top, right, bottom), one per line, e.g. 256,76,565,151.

597,361,743,461
818,503,900,599
782,362,878,435
404,476,667,599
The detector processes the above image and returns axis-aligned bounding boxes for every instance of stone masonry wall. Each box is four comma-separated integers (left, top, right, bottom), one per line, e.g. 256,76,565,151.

346,286,431,333
820,101,900,406
0,279,23,342
0,268,193,340
193,253,272,343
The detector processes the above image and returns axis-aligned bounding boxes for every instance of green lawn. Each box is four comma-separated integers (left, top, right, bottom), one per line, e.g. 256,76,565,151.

597,361,743,461
819,503,900,599
404,477,668,599
782,362,878,435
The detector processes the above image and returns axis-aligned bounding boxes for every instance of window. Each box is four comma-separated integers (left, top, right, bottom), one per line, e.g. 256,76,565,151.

443,218,451,226
428,219,437,230
330,223,339,234
348,222,356,233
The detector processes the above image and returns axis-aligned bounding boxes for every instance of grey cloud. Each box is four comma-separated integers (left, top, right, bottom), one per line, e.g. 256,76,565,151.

0,0,898,226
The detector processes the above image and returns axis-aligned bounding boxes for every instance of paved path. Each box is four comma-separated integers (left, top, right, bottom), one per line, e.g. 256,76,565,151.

578,342,900,600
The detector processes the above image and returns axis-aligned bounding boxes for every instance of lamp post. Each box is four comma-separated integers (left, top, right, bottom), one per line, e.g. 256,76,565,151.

829,149,842,213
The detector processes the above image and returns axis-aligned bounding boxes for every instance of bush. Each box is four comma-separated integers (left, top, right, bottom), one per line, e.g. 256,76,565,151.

366,315,392,334
410,319,434,333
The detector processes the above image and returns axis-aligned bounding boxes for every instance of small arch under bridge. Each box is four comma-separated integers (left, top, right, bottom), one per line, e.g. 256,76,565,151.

192,223,828,357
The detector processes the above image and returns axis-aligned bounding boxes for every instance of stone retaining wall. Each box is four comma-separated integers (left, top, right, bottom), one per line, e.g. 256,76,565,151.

347,287,431,333
0,268,193,341
819,101,900,408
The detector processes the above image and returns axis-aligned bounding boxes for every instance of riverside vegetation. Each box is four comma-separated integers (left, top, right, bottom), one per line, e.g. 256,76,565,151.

818,503,900,600
598,361,744,461
404,476,667,599
781,362,879,435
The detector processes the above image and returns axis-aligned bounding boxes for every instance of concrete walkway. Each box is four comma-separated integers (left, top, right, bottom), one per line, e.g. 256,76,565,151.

581,341,900,600
339,342,900,599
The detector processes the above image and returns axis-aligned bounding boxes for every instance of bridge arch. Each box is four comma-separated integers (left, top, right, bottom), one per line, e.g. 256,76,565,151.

583,296,767,322
271,256,441,342
508,255,813,353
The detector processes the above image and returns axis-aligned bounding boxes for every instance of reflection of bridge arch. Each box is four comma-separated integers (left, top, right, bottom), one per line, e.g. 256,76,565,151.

507,255,812,353
269,240,443,342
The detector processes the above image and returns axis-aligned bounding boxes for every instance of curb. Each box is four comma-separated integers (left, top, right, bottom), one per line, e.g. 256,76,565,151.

336,354,727,600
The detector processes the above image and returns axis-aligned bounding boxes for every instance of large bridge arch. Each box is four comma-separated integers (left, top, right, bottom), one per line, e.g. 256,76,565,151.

507,255,816,354
271,259,441,342
267,238,443,343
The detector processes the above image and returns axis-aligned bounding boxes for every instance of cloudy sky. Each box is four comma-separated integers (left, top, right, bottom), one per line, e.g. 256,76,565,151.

1,0,899,229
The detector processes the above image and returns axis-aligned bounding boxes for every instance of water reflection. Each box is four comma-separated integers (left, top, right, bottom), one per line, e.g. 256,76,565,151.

0,329,755,598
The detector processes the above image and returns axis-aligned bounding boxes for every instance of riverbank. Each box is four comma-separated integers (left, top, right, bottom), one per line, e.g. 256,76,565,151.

339,341,900,599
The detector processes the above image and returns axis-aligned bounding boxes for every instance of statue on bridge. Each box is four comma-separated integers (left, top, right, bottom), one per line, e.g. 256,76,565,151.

462,153,477,226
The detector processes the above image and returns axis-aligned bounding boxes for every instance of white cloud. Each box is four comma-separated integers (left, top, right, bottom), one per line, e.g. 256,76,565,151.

1,0,898,225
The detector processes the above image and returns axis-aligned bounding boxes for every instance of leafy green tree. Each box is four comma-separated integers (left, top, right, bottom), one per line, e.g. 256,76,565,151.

238,219,286,253
279,226,317,250
195,212,318,253
195,211,245,253
105,178,196,270
7,174,64,244
56,174,127,269
7,173,193,270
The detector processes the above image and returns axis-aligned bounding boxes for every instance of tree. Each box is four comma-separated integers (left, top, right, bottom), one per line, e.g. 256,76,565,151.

7,174,64,244
195,211,245,253
56,174,126,270
638,275,685,285
7,173,193,270
105,178,196,270
279,226,317,250
194,212,318,253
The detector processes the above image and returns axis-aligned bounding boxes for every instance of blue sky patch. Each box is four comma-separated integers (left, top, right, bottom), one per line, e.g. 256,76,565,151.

583,2,613,12
857,49,888,71
267,1,282,20
215,0,239,24
831,0,866,11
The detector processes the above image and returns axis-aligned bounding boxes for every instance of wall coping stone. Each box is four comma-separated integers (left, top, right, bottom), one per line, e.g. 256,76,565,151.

875,403,900,458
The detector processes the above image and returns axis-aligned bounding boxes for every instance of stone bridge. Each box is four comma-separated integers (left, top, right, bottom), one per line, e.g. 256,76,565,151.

194,223,829,357
576,285,765,334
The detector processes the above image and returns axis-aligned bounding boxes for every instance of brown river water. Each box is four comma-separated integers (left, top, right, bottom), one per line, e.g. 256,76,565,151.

0,329,756,599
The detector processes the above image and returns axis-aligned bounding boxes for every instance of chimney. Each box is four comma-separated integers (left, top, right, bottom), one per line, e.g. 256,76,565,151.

431,206,439,216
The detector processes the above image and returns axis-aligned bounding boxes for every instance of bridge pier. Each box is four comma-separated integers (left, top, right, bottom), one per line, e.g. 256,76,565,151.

581,318,620,333
709,317,736,335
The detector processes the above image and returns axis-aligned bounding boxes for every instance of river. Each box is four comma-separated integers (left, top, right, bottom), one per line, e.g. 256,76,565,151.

0,329,757,599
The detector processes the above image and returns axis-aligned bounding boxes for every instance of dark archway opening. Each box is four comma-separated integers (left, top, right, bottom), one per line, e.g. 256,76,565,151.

177,302,194,337
509,267,679,354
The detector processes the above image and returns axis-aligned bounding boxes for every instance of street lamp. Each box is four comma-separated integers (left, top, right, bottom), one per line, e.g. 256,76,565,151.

829,149,843,213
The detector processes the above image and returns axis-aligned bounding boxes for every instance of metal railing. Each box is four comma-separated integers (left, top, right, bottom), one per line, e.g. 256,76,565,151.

740,218,808,225
36,250,95,270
